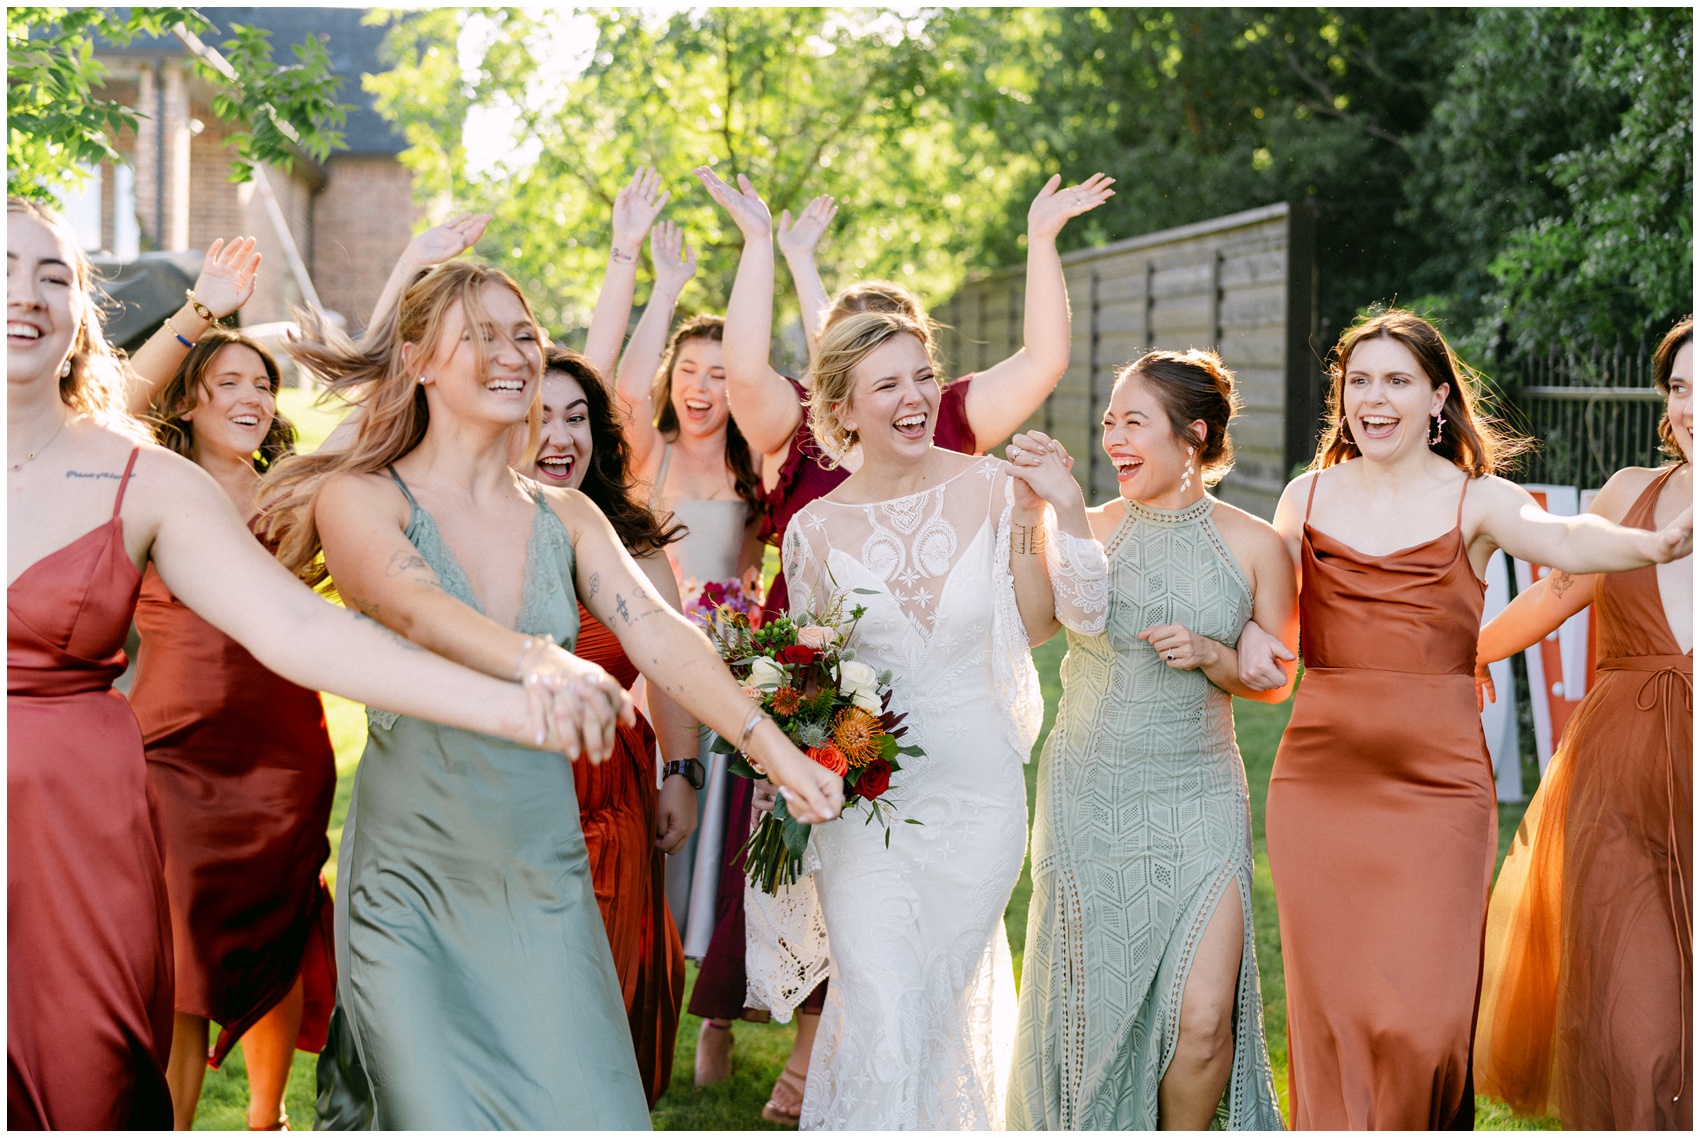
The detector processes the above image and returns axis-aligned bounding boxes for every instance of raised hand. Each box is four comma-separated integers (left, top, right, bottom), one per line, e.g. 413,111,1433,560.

191,236,262,320
694,165,772,241
1005,430,1084,515
778,194,838,262
611,165,670,252
650,220,699,297
1028,172,1116,242
403,213,491,271
516,637,636,763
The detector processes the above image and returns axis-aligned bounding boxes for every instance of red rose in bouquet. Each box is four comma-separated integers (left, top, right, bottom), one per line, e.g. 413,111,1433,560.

856,758,893,800
777,644,819,667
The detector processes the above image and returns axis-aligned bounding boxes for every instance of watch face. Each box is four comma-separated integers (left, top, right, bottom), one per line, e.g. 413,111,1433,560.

668,760,705,790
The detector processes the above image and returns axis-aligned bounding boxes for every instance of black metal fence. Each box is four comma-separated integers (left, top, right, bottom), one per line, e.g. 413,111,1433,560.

1498,343,1667,489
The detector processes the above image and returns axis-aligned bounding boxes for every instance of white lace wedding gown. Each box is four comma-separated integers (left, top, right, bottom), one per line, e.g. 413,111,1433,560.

749,455,1107,1130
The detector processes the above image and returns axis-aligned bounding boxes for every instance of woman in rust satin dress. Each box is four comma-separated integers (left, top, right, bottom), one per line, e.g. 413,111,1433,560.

529,347,697,1105
1243,310,1694,1129
128,330,337,1130
1474,320,1694,1128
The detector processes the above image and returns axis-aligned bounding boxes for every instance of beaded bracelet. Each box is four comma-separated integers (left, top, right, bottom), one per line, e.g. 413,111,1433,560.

163,316,196,349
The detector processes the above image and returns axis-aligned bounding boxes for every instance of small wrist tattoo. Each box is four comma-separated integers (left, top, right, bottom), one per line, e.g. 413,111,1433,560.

610,246,637,264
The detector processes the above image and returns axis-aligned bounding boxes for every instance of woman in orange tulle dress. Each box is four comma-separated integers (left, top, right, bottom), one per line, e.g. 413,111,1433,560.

1238,310,1693,1129
1474,318,1693,1129
528,347,698,1105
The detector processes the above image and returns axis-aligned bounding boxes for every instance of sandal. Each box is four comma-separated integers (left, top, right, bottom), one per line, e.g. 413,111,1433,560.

695,1018,734,1086
761,1062,807,1126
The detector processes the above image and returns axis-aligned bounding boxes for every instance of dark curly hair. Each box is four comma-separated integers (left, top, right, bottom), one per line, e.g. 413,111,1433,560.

650,314,762,523
149,328,296,471
1653,316,1693,462
544,346,683,558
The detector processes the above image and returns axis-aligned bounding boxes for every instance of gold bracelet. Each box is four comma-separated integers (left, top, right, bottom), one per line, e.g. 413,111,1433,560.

185,289,215,322
1012,521,1047,556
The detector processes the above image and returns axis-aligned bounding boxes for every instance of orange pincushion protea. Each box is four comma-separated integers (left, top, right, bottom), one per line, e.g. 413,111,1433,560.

771,686,802,716
831,707,883,768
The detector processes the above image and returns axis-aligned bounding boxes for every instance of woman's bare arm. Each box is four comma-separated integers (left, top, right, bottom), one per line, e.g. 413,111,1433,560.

126,237,261,415
582,167,671,379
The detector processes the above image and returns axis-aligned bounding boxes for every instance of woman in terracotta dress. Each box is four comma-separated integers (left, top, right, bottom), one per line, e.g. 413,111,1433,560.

528,346,700,1105
1473,316,1693,1128
689,165,1113,1119
6,200,599,1131
1235,309,1694,1129
128,331,338,1130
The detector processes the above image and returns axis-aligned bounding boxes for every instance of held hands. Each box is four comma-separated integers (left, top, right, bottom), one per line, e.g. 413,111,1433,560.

1235,619,1296,691
402,213,491,272
193,237,262,319
695,166,771,241
778,195,838,262
1139,623,1219,671
612,165,670,254
515,637,637,763
1028,172,1116,243
751,778,779,815
747,722,843,824
650,220,699,297
1005,430,1082,518
655,772,699,854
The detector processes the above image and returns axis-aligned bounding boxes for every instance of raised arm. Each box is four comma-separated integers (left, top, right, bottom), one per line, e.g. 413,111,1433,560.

777,195,839,375
1005,432,1106,645
126,237,261,414
582,166,670,378
312,471,633,760
612,220,698,470
961,173,1115,449
562,490,842,824
1472,473,1692,575
141,450,581,754
367,213,490,338
695,166,804,457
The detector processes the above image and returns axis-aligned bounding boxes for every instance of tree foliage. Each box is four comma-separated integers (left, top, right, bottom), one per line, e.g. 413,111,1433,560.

6,6,348,201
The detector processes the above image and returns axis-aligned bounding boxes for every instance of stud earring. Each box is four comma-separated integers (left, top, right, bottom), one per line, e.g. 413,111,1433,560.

1180,445,1195,494
1429,409,1446,446
59,359,71,379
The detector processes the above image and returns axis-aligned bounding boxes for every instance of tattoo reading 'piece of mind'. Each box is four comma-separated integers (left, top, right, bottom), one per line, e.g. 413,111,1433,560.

66,470,122,480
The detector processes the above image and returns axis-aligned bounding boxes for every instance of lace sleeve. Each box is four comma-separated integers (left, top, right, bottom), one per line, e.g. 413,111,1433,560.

781,514,824,618
1044,507,1109,635
989,474,1045,760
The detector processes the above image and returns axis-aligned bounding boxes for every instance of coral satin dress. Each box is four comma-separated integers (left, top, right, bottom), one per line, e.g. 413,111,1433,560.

572,604,685,1107
1266,473,1496,1129
1476,463,1692,1128
7,448,175,1130
129,522,337,1068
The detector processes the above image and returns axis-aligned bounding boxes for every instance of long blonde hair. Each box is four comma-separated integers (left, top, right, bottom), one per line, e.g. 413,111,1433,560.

808,310,937,464
7,196,145,437
261,260,544,586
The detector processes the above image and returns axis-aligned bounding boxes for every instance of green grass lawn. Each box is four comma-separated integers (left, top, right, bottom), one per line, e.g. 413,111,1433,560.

194,392,1554,1128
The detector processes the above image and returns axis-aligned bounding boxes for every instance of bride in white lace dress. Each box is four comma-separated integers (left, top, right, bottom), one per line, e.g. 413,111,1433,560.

748,310,1108,1129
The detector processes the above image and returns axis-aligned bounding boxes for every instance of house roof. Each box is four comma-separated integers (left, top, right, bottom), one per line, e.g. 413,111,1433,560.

99,8,406,157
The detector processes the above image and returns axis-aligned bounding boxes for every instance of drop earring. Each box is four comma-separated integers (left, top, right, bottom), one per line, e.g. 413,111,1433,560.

1179,445,1195,494
1429,409,1446,446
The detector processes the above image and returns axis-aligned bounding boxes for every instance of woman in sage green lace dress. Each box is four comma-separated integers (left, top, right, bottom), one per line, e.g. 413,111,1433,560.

1007,351,1298,1130
260,260,842,1128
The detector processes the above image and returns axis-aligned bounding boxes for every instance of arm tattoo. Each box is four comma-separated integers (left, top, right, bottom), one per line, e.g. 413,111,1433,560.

587,571,601,600
65,470,122,480
615,593,630,624
1549,571,1576,599
385,550,431,577
612,591,665,627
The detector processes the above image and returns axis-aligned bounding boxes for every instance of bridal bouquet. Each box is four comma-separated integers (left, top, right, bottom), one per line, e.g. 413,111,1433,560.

704,589,923,894
680,568,765,632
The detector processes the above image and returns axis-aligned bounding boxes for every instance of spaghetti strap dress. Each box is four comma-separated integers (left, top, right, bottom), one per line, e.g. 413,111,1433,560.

572,603,686,1107
1475,462,1692,1128
1265,473,1495,1130
316,468,649,1129
688,376,977,1024
8,448,175,1130
129,520,337,1069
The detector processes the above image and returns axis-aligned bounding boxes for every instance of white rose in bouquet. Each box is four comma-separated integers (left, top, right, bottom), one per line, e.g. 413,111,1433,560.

748,656,789,690
838,660,883,713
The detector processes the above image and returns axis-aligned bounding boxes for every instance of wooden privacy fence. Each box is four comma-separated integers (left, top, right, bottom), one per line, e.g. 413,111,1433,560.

937,202,1319,519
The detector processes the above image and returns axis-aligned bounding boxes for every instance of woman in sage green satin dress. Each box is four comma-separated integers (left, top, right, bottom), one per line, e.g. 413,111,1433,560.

259,259,842,1129
1007,351,1297,1130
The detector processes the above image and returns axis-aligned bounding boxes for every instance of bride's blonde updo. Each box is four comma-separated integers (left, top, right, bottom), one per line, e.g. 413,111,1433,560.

807,310,936,465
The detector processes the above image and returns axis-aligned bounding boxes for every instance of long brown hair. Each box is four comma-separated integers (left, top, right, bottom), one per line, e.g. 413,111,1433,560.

1117,349,1241,487
7,196,145,436
260,260,545,586
650,314,762,522
1653,316,1693,462
150,329,296,471
1310,308,1530,477
544,346,682,558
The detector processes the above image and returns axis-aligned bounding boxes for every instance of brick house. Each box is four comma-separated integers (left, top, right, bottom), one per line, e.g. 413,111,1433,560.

67,8,420,345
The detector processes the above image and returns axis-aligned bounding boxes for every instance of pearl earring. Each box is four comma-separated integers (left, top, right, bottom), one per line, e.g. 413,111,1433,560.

59,359,71,379
1180,445,1195,494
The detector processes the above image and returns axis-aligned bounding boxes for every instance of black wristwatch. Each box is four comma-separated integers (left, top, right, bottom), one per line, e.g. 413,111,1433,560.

663,758,705,790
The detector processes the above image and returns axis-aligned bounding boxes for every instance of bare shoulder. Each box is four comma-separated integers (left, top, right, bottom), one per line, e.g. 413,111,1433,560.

317,467,410,522
1086,497,1126,544
531,479,603,536
1210,498,1285,555
1586,465,1666,522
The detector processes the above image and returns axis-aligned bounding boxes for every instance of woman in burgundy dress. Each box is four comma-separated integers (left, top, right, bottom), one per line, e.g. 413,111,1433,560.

691,165,1113,1120
128,330,337,1130
527,346,700,1105
7,199,603,1132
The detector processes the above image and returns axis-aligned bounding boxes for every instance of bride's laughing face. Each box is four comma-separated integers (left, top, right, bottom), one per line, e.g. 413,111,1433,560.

836,332,939,466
